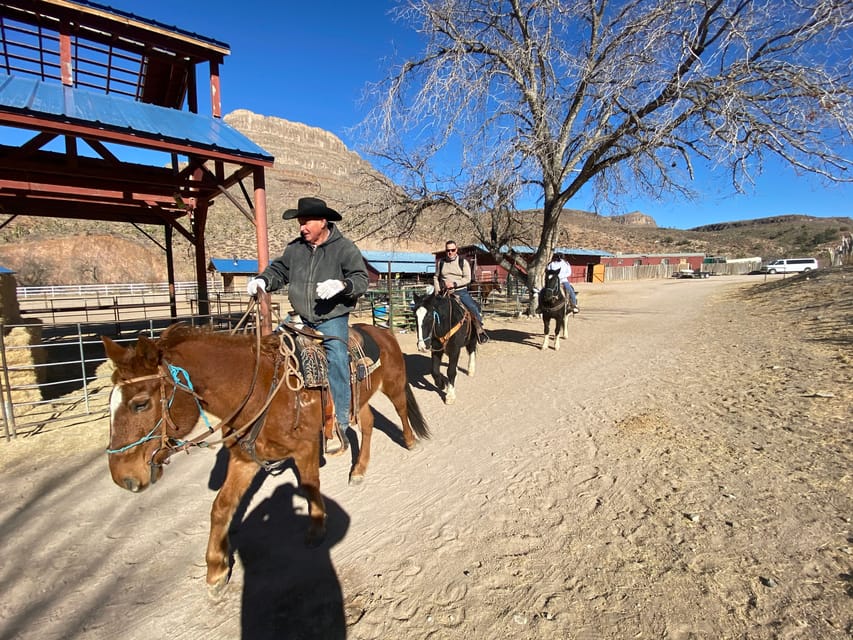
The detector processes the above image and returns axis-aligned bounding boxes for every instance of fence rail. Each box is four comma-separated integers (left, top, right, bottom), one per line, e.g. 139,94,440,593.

16,281,207,300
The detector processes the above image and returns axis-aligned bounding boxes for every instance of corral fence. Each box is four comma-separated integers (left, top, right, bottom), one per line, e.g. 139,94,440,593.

602,259,761,282
2,279,536,441
361,278,534,332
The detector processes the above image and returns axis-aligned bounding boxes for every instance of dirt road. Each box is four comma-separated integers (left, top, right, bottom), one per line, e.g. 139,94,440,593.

1,271,850,639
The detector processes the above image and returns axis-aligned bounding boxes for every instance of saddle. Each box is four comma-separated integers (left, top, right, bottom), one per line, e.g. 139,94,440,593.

239,322,380,468
286,323,381,389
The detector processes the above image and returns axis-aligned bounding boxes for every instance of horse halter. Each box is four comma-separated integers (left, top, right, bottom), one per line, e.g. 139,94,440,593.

106,362,214,478
541,273,568,312
424,294,470,349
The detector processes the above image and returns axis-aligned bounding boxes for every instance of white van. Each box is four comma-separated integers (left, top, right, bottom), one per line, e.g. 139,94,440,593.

762,258,818,274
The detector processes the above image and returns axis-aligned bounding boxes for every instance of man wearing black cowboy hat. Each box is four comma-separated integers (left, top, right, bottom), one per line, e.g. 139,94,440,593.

247,197,368,455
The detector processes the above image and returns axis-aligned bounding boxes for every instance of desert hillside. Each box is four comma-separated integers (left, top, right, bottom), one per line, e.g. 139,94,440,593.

0,110,850,285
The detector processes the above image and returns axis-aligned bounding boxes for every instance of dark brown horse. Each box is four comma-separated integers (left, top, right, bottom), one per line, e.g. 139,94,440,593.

101,322,429,596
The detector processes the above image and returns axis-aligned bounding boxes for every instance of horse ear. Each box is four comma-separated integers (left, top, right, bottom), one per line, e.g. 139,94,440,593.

101,336,130,365
135,334,161,367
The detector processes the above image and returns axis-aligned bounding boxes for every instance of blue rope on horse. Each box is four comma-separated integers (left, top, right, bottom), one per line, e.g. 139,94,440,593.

105,423,163,454
167,364,213,432
104,364,213,455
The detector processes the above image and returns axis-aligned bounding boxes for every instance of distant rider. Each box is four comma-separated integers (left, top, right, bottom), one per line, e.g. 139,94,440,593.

546,253,580,313
434,240,488,343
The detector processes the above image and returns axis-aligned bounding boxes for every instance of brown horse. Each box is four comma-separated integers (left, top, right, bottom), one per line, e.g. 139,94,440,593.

101,322,429,596
469,280,503,305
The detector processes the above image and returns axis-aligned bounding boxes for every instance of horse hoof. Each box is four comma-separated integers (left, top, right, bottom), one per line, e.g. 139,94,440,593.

349,473,365,486
207,576,230,601
444,395,456,405
406,439,422,451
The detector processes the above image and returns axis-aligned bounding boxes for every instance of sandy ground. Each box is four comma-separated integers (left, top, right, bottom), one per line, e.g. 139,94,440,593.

1,269,851,640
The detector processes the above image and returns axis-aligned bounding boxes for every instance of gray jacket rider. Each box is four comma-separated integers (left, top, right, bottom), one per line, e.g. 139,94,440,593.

255,223,368,324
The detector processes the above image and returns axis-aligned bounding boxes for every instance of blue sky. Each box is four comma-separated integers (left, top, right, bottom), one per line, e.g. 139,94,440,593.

6,0,851,230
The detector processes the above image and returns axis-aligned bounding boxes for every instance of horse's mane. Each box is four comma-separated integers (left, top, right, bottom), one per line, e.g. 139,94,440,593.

157,323,280,358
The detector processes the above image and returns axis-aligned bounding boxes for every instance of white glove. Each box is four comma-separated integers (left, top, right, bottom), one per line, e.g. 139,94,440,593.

247,277,266,296
316,279,345,299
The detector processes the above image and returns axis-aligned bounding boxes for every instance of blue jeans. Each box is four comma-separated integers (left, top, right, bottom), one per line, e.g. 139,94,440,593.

306,315,351,428
455,288,483,324
562,282,578,307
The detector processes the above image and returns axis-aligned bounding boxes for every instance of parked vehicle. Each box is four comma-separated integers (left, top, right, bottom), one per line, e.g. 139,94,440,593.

672,268,711,279
761,258,818,274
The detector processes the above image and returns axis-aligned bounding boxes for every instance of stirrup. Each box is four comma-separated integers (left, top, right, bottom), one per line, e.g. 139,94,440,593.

325,420,349,456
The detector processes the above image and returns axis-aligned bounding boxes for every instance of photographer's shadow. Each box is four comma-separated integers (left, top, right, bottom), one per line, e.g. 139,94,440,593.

231,480,350,640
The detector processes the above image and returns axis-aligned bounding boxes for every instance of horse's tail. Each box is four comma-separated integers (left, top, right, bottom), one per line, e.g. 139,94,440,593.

405,384,431,439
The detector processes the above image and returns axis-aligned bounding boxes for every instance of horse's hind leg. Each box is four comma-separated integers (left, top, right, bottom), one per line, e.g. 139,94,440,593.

562,311,570,339
350,404,374,484
206,454,259,598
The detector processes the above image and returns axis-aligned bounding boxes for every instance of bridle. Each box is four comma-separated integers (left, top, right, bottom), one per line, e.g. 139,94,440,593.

106,301,304,479
541,274,567,313
420,293,471,350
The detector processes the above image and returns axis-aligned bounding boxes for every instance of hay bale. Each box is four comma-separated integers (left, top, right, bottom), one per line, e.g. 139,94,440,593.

3,320,45,407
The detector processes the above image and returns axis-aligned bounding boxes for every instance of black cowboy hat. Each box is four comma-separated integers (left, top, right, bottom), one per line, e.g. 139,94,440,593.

282,197,342,221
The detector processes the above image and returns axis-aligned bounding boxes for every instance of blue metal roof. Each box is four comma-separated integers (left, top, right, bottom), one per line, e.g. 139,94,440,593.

467,244,614,257
362,251,437,274
0,74,273,164
361,250,437,263
370,262,435,275
555,246,615,257
0,265,15,274
209,258,259,274
73,0,230,53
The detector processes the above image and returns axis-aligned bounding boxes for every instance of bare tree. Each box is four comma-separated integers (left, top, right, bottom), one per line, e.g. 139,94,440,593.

358,0,853,288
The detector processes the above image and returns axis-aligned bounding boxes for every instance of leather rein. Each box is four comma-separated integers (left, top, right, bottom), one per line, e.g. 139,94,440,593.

541,278,568,313
106,300,304,475
426,293,471,349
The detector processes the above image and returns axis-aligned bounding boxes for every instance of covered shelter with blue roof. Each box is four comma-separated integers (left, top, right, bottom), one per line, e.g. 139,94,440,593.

208,257,259,293
0,0,275,324
361,250,437,283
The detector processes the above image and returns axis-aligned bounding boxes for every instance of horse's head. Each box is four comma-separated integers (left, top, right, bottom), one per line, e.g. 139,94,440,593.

101,332,201,492
539,269,563,305
412,287,437,352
